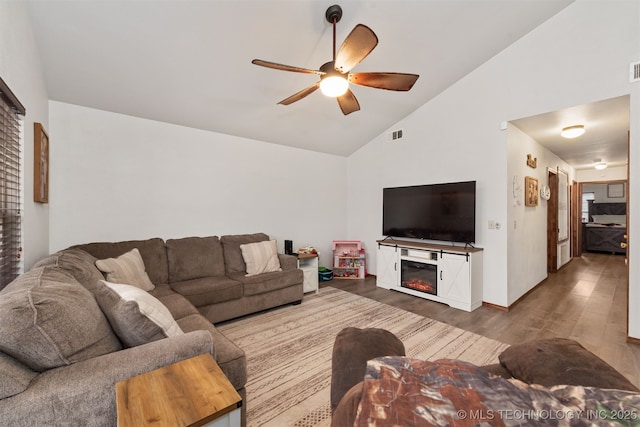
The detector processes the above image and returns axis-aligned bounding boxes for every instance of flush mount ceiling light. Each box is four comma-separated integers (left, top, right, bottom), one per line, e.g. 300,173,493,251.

594,161,608,170
560,125,585,139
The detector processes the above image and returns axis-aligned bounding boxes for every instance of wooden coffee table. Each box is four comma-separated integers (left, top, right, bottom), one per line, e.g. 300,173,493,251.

116,353,242,427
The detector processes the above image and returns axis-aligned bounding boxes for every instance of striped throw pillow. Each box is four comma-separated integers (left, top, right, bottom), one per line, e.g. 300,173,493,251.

240,240,282,276
95,248,155,291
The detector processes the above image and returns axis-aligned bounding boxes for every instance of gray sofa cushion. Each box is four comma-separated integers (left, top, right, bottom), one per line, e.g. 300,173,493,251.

166,236,226,282
0,267,122,371
93,281,181,347
153,291,200,320
170,276,242,307
176,314,246,390
48,248,105,294
278,253,298,270
30,253,59,269
95,248,156,291
229,268,303,296
220,233,270,275
0,352,37,399
73,238,169,285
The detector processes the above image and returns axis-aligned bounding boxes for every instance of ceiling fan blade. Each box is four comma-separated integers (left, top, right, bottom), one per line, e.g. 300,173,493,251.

252,59,322,75
349,72,419,91
337,89,360,115
334,24,378,73
278,83,320,105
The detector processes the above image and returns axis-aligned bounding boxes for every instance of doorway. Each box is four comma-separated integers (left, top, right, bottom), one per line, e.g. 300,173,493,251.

577,181,628,258
508,95,630,311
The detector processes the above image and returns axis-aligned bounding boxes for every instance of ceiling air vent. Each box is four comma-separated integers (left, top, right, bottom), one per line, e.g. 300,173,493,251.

630,61,640,83
388,129,404,141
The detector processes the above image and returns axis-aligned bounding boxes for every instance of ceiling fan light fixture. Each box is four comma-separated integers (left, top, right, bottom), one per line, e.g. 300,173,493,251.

561,125,585,139
252,4,418,114
320,75,349,97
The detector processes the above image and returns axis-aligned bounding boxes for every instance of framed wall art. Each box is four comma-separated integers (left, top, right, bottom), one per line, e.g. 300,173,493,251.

34,122,49,203
525,176,538,207
607,182,624,198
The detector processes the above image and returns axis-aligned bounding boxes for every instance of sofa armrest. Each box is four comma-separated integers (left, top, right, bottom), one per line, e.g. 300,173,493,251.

0,330,214,426
278,253,298,270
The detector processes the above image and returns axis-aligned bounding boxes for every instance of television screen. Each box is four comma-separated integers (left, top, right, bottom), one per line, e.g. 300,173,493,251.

382,181,476,244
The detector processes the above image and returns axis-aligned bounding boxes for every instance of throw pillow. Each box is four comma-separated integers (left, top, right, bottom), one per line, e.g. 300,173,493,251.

94,280,183,347
220,233,270,274
240,240,282,276
95,248,155,291
498,338,639,391
0,267,122,372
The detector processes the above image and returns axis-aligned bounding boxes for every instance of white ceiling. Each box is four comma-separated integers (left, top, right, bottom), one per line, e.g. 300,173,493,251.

26,0,576,157
511,95,630,170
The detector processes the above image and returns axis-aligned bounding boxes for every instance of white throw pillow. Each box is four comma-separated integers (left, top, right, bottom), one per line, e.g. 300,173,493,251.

240,240,282,276
96,248,155,291
99,281,183,340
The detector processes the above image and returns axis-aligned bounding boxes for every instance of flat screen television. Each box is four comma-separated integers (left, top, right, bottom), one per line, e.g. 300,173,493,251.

382,181,476,244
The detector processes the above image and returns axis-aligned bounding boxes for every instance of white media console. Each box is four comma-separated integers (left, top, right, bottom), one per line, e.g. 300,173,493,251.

376,239,483,312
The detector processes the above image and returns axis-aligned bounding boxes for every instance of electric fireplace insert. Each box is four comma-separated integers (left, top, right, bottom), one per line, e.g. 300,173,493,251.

401,259,437,295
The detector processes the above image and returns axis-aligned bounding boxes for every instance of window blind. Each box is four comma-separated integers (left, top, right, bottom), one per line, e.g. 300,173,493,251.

0,77,25,289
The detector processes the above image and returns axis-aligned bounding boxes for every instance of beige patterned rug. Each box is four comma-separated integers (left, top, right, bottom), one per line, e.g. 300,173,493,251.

217,286,509,427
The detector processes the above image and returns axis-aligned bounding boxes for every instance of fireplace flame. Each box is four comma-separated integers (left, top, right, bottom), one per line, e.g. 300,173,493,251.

402,278,435,293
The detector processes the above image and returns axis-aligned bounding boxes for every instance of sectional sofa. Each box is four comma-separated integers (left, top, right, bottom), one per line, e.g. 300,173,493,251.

0,232,303,426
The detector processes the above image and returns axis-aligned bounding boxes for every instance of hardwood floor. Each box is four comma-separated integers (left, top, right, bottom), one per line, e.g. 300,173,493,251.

323,251,640,387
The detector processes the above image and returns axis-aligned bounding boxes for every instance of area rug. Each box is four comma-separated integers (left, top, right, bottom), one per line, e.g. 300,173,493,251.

217,286,509,427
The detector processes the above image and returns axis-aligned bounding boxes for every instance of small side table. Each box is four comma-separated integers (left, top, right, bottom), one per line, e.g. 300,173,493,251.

116,353,242,427
297,253,319,294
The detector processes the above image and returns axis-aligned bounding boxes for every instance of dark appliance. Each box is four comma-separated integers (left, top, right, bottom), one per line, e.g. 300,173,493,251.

284,240,293,255
383,181,476,244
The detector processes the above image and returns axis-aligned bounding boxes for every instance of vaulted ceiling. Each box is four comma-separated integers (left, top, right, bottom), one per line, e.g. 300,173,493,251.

27,0,576,157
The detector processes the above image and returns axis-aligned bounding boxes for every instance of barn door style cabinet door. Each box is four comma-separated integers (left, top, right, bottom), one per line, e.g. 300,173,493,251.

376,244,399,289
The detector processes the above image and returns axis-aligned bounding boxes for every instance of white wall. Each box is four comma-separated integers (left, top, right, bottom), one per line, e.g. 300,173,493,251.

578,165,628,182
506,124,574,303
49,102,346,269
0,0,50,269
347,0,640,333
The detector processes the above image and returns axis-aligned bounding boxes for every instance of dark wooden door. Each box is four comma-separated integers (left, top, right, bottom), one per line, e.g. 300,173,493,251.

572,181,581,257
547,171,558,273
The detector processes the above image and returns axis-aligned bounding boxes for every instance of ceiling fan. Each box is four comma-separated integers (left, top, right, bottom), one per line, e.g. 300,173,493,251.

252,4,419,115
